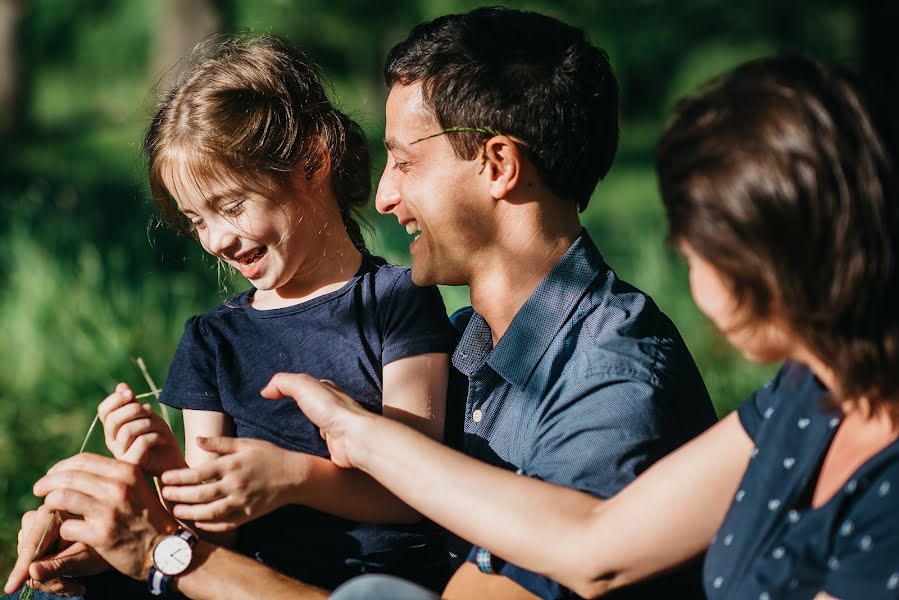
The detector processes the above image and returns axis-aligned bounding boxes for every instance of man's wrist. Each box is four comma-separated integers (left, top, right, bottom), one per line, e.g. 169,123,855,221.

346,411,382,472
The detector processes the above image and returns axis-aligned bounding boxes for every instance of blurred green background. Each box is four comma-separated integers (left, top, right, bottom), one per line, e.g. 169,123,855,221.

1,0,895,574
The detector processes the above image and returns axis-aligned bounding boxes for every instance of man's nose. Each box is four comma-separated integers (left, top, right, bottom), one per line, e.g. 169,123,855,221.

375,169,400,215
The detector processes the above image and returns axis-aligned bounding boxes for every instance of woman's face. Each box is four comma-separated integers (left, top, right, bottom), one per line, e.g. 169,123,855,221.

680,242,796,364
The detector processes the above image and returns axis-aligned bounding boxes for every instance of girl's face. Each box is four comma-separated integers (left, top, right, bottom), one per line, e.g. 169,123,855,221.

680,242,796,364
165,163,325,295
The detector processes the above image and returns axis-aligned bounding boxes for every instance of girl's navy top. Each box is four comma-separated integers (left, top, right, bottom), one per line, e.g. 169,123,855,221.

159,254,458,590
704,361,899,599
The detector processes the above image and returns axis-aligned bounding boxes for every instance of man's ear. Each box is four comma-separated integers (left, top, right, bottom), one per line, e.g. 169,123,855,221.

483,136,522,199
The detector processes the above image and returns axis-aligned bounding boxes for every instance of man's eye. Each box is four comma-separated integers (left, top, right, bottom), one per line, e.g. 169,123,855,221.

393,160,410,173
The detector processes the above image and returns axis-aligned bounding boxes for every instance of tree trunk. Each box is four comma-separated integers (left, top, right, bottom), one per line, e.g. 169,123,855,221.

150,0,223,89
0,0,24,137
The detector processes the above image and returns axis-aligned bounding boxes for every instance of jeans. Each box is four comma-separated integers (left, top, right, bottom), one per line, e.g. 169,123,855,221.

330,574,440,600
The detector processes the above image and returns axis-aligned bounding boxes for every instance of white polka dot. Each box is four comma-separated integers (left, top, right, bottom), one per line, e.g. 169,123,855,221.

711,534,718,544
860,535,873,551
840,521,854,536
751,447,759,459
735,489,746,502
828,557,840,570
829,417,840,428
888,573,899,590
723,534,734,546
783,457,796,469
712,576,724,588
759,593,770,600
764,407,774,419
797,417,810,429
768,498,781,511
845,479,858,494
787,510,801,523
789,579,799,590
879,481,891,497
772,546,786,559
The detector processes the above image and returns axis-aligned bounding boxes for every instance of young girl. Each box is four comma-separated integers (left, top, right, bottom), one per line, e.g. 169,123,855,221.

96,36,457,592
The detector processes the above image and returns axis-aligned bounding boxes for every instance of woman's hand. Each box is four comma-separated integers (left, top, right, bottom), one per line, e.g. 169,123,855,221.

160,436,305,532
99,383,187,476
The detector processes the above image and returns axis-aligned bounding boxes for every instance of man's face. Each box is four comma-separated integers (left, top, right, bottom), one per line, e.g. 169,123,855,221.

376,83,490,287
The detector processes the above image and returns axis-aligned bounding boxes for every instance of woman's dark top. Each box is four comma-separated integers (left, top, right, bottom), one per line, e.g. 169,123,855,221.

704,362,899,599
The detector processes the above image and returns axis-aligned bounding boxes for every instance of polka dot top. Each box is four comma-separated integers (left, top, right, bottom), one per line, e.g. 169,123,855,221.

704,362,899,599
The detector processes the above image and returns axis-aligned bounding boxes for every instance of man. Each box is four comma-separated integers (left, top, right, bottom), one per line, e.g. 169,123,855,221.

6,8,715,600
275,7,715,599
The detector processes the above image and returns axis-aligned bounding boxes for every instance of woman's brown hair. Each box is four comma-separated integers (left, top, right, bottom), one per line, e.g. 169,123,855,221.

657,56,899,411
144,35,370,252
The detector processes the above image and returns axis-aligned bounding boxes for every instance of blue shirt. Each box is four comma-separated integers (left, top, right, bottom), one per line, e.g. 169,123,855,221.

458,232,716,599
160,254,458,590
705,362,899,599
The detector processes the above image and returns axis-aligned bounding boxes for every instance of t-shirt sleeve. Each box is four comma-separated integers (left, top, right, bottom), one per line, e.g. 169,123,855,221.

737,363,794,443
823,463,899,598
379,269,458,365
159,316,224,412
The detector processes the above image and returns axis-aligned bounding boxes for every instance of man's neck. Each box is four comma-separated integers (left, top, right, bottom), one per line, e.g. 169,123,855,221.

469,224,581,346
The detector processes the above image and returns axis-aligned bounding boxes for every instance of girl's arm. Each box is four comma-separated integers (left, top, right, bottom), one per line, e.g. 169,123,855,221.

162,353,450,527
265,373,752,598
182,409,233,467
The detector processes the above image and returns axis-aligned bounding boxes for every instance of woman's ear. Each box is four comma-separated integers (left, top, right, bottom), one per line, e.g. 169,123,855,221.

483,136,522,199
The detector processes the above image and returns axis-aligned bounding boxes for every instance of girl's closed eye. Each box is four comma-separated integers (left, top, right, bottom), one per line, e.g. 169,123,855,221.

222,200,246,217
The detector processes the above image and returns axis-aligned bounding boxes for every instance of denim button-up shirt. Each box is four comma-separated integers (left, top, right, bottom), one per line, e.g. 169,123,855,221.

456,231,716,599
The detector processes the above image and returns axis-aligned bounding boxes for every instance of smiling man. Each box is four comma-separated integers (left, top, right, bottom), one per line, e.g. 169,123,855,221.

283,7,718,600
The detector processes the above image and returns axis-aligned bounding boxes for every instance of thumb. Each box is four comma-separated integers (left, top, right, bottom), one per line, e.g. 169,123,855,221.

195,435,238,455
260,372,322,403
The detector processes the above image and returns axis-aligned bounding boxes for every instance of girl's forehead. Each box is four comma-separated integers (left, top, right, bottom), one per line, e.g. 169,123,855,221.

161,154,259,212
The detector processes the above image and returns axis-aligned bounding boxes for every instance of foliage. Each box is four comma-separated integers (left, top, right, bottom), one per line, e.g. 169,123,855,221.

0,0,870,576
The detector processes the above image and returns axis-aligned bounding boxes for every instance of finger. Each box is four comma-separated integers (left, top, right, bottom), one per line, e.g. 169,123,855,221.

194,435,240,456
6,509,56,593
47,453,140,483
103,403,150,451
30,542,100,581
261,373,339,426
36,465,136,506
172,497,234,522
160,462,222,486
25,577,86,597
41,488,101,520
56,519,105,551
97,384,135,422
161,481,224,504
260,372,322,400
194,518,241,533
124,432,165,468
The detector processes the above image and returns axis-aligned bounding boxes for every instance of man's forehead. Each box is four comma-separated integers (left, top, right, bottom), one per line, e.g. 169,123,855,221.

385,82,437,147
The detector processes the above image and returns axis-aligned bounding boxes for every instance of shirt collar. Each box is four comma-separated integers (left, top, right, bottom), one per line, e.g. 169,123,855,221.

452,231,607,386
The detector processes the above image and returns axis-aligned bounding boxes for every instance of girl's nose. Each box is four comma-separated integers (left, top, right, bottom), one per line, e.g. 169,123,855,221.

202,218,239,256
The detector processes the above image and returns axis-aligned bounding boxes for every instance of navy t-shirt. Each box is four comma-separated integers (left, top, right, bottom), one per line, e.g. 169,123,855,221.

160,254,458,590
705,362,899,599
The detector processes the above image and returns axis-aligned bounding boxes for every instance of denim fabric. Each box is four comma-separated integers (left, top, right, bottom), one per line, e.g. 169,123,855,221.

330,574,439,600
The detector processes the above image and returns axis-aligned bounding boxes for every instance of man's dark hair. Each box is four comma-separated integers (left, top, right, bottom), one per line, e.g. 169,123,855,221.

385,7,619,212
657,56,899,412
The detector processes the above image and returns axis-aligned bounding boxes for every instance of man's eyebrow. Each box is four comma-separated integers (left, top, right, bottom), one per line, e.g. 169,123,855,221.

383,137,409,154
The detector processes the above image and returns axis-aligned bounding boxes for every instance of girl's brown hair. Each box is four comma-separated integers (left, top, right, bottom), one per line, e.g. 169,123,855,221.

144,35,370,251
657,56,899,412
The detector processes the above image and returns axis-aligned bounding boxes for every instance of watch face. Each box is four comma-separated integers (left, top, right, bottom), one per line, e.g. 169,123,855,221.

152,535,193,576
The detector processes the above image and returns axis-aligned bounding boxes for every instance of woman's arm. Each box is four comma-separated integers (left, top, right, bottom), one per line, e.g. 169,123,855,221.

163,353,450,527
265,374,753,598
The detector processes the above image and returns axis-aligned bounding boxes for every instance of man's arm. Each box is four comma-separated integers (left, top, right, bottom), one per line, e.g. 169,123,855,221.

263,374,751,598
31,453,328,600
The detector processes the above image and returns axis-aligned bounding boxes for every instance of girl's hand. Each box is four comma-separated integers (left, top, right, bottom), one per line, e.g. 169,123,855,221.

99,383,187,476
160,436,303,532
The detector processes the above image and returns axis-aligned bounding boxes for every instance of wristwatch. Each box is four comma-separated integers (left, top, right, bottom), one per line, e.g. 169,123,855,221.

147,527,197,596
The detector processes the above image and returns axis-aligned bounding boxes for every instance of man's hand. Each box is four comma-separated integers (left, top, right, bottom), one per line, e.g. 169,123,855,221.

30,453,180,582
99,383,187,476
160,436,305,532
260,373,374,469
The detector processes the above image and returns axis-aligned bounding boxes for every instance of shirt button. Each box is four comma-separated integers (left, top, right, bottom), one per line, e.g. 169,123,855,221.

472,409,483,423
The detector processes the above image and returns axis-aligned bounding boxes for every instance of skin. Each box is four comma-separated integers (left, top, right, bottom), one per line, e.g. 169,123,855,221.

5,161,450,593
261,246,896,599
